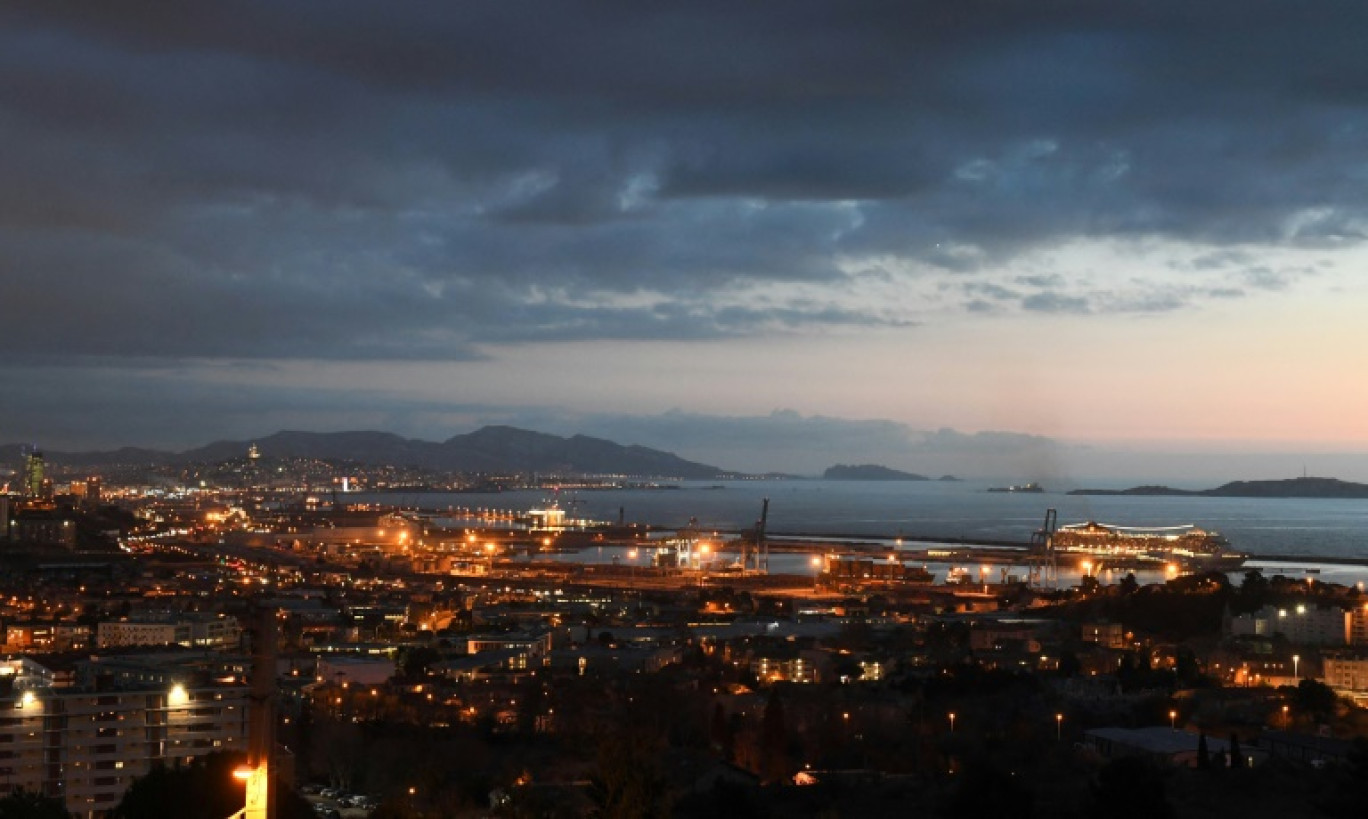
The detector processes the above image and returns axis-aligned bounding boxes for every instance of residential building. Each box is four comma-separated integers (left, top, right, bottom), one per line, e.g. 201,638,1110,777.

1229,604,1349,646
96,614,241,650
0,659,248,818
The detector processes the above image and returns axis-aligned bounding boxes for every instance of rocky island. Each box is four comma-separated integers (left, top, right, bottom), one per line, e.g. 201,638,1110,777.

823,463,929,481
1070,476,1368,499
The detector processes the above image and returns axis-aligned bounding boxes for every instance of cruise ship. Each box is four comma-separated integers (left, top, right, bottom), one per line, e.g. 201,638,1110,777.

1049,521,1249,571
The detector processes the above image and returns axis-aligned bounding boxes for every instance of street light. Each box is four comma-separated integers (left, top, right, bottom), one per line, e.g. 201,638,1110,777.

1056,713,1063,741
1169,709,1177,730
1292,654,1300,680
810,556,822,590
948,712,956,733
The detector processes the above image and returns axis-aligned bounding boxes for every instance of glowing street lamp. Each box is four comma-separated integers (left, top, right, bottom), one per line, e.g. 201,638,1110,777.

1169,709,1177,730
1292,654,1300,680
810,556,822,589
1056,713,1063,741
948,712,956,733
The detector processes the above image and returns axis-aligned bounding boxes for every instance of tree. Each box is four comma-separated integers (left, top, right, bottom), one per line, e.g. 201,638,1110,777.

760,689,789,783
945,760,1035,819
1057,651,1081,679
397,645,442,679
1319,737,1368,818
0,789,71,819
1082,757,1175,819
710,702,735,761
1294,679,1339,721
111,752,314,819
1236,570,1271,613
588,729,670,819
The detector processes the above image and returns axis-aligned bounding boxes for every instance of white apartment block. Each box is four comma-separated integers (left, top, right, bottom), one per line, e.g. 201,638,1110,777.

1349,603,1368,645
97,615,241,650
1229,604,1350,646
1321,653,1368,692
467,631,555,668
0,678,248,817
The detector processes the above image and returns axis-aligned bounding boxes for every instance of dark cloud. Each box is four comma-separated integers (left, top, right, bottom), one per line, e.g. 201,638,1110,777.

1022,292,1091,314
1,0,1366,366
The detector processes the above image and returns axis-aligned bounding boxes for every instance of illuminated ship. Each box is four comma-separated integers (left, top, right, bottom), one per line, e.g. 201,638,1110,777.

1049,521,1249,571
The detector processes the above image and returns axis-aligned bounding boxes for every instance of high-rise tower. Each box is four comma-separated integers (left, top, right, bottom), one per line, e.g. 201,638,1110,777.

22,450,45,498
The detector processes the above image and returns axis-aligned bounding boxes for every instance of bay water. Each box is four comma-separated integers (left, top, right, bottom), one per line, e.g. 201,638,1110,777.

361,479,1368,584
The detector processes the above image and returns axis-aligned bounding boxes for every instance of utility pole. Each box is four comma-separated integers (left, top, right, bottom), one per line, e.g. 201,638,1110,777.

243,604,277,819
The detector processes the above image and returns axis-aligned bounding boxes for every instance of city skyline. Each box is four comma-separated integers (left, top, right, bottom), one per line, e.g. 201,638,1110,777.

3,3,1367,479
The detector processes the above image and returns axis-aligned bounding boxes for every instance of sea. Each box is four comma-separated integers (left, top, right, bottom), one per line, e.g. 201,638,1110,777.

356,479,1368,586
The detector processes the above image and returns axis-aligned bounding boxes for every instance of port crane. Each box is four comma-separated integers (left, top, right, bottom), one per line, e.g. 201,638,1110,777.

1028,507,1058,589
734,498,770,573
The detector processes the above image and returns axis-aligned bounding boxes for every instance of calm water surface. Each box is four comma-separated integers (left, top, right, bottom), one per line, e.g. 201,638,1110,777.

359,479,1368,582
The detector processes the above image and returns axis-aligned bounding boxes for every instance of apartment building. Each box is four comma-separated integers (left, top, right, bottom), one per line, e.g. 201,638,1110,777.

0,659,248,817
96,614,241,650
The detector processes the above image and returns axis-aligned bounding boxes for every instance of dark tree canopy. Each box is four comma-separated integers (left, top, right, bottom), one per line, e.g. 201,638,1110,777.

111,752,313,819
0,789,71,819
1084,757,1175,819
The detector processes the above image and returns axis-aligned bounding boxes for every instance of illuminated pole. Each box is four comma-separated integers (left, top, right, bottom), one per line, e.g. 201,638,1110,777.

811,556,822,590
948,712,956,733
1292,654,1300,681
1056,713,1063,741
1169,709,1177,730
243,604,276,819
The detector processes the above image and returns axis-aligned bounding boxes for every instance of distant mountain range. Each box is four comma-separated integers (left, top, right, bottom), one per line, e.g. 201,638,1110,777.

0,426,730,479
1069,477,1368,499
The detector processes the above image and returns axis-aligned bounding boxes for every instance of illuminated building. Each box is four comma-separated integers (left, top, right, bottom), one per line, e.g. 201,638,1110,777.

1229,604,1350,646
22,451,45,498
1321,652,1368,692
0,659,249,818
96,614,242,650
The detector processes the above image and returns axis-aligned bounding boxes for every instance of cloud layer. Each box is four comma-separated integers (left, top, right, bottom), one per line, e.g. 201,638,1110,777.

3,1,1366,364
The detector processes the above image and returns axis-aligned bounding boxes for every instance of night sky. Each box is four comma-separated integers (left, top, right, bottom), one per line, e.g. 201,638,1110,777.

3,2,1367,479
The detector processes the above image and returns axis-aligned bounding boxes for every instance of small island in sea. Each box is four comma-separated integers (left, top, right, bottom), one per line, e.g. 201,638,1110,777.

823,464,928,481
1069,476,1368,499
